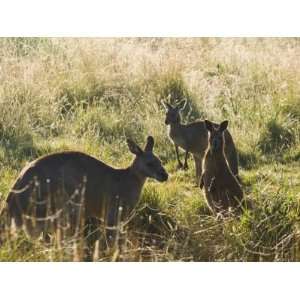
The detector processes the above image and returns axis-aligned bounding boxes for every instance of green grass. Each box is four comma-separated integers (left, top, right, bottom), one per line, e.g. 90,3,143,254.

0,38,300,261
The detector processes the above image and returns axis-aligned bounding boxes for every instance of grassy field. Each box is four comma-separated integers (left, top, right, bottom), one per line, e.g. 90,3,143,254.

0,37,299,261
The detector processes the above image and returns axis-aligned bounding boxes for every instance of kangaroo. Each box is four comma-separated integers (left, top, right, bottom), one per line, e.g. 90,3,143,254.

162,100,239,184
200,120,243,213
4,136,168,240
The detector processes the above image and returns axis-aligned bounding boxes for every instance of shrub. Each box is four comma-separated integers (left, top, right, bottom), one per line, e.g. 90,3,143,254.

258,119,296,155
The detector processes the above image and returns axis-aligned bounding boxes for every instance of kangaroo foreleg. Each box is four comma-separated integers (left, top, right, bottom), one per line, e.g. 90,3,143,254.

208,177,216,192
183,151,189,170
175,145,183,169
199,174,204,189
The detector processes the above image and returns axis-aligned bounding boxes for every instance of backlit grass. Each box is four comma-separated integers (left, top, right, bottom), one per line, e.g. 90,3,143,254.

0,38,299,261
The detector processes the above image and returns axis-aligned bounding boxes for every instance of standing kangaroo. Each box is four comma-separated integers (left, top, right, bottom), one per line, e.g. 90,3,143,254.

5,136,168,239
200,120,243,212
162,100,239,184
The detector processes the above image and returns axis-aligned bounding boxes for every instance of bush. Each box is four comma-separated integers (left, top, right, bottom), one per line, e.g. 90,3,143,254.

258,119,296,155
71,105,144,143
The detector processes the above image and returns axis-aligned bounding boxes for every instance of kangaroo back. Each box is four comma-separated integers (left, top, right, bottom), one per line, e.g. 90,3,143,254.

223,130,239,177
6,152,108,238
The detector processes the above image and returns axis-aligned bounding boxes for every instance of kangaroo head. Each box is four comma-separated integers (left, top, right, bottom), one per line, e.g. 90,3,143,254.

205,120,228,154
162,100,187,125
127,136,168,182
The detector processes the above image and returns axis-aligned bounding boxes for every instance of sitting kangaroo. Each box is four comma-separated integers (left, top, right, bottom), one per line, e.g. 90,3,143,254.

4,136,168,240
200,120,243,213
162,100,239,184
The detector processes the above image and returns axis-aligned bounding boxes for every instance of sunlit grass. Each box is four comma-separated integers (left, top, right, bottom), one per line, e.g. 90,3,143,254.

0,37,299,261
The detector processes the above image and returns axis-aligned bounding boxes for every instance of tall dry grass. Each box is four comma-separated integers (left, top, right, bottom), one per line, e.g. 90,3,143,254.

0,38,299,261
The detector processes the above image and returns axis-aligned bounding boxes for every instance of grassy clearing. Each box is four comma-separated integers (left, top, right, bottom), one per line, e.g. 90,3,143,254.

0,38,299,261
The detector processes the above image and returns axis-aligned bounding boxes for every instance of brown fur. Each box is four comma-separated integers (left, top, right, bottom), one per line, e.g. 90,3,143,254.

4,136,168,239
200,120,243,213
162,100,239,184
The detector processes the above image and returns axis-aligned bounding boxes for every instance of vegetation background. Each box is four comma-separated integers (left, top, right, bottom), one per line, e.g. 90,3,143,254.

0,37,299,261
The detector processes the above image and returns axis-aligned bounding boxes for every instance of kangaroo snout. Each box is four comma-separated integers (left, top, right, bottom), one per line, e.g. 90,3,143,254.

157,169,169,182
210,140,220,153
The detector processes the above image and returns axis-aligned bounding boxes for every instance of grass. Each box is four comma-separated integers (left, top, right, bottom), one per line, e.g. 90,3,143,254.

0,37,299,261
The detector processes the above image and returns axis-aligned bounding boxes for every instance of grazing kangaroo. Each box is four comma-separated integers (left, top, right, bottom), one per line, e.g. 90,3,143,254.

5,136,168,240
200,120,243,213
162,100,239,184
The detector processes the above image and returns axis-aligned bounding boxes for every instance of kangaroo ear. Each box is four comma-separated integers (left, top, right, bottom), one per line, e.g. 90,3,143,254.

161,100,169,111
219,120,229,132
127,139,143,156
162,100,173,111
144,136,154,152
204,120,214,132
177,99,187,111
